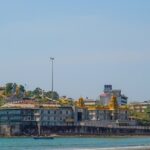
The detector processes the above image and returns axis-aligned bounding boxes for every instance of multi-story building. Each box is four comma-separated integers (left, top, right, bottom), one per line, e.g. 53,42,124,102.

88,109,111,121
0,108,22,135
99,92,111,106
87,96,128,121
0,95,130,136
40,107,74,126
99,85,128,106
0,103,74,136
129,101,150,113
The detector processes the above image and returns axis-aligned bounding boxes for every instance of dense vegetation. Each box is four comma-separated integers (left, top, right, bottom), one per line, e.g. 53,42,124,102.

129,107,150,126
0,83,59,105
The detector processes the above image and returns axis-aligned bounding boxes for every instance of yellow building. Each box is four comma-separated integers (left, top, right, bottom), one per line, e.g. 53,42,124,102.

75,96,128,122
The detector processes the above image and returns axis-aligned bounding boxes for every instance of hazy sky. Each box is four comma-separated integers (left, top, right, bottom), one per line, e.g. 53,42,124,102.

0,0,150,101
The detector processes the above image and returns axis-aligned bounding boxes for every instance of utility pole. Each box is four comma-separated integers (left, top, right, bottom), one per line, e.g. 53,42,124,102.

50,57,54,100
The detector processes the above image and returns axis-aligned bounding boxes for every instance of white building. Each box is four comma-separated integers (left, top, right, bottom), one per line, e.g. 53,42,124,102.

99,85,128,106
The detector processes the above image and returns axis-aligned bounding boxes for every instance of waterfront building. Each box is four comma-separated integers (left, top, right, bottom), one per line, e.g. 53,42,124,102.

0,95,131,136
87,109,110,121
40,106,74,126
87,96,128,121
75,96,129,127
0,108,22,135
0,102,75,136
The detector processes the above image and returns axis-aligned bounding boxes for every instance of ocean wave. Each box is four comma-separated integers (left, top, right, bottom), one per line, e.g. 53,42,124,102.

1,146,150,150
61,146,150,150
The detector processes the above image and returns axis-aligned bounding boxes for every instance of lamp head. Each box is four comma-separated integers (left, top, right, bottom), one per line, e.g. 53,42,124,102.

50,57,54,60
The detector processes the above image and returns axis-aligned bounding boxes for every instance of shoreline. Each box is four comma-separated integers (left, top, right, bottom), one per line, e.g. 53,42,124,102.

1,134,150,138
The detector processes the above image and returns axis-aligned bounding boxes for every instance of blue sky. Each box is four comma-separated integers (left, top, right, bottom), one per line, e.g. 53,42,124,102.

0,0,150,101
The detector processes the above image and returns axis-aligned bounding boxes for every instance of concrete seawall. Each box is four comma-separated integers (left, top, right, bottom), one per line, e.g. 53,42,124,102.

1,124,150,136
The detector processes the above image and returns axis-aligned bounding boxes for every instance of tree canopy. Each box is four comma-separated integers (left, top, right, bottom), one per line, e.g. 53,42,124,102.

0,83,60,106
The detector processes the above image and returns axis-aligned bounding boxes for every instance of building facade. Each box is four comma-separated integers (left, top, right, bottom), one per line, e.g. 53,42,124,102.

99,85,128,106
0,96,130,136
0,106,74,136
129,101,150,113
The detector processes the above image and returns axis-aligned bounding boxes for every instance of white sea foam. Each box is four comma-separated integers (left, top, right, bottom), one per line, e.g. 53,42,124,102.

65,146,150,150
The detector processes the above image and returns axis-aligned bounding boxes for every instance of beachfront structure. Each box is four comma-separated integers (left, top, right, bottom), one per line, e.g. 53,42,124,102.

0,96,131,136
41,106,74,126
0,104,74,136
99,85,128,106
83,96,128,121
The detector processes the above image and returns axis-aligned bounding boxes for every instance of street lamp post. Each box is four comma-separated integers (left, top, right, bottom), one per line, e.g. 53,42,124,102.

50,57,54,101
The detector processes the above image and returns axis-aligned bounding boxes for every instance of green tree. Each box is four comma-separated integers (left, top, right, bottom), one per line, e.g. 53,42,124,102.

19,85,25,93
45,91,59,100
33,87,42,98
16,85,26,98
25,90,34,98
0,96,5,107
145,105,150,120
12,83,17,94
5,83,13,96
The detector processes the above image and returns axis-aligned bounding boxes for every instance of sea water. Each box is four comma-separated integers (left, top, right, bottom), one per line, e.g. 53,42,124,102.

0,137,150,150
